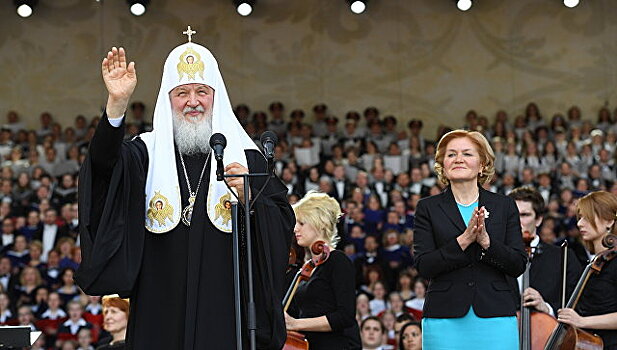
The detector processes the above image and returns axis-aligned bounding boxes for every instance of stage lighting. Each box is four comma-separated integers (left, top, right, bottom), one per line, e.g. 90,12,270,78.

563,0,579,8
14,0,38,18
234,0,255,16
456,0,473,11
127,0,149,16
348,0,367,14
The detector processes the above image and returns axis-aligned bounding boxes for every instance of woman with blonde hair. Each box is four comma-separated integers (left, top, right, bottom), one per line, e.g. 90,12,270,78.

16,266,44,306
284,192,359,349
414,130,526,349
557,191,617,349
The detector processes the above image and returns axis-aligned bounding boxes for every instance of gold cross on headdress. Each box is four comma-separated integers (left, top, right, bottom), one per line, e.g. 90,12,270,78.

183,26,196,43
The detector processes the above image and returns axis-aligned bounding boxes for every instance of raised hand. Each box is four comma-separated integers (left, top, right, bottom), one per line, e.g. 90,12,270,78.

102,47,137,119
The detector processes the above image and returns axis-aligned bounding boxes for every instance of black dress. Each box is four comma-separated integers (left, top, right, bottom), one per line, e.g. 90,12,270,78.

290,249,359,350
576,257,617,349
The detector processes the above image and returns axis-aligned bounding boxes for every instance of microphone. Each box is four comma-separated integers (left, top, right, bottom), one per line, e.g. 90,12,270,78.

260,131,278,173
260,131,278,171
210,133,227,161
209,133,227,181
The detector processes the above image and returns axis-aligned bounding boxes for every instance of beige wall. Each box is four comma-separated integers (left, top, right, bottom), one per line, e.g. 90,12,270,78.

0,0,616,135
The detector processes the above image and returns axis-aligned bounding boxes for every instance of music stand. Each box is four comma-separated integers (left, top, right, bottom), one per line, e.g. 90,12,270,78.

0,326,41,348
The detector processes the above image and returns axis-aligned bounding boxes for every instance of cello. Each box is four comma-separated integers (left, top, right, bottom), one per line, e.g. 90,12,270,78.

519,230,559,350
543,234,617,349
281,240,331,350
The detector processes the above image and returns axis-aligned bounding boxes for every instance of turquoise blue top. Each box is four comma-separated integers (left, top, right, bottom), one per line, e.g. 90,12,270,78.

457,201,478,225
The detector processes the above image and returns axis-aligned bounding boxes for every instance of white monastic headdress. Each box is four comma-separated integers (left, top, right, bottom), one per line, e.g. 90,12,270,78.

141,37,258,234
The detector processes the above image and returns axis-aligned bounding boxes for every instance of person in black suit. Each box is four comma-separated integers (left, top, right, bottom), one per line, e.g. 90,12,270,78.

284,192,359,349
329,165,351,203
0,257,18,299
413,130,526,349
508,186,582,316
34,208,70,261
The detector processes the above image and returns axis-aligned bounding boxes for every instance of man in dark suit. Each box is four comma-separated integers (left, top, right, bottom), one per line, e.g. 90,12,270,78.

329,165,351,203
0,257,17,298
354,235,387,290
508,187,582,315
34,208,70,262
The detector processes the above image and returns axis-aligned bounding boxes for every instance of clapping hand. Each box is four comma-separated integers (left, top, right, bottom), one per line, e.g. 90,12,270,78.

475,206,491,250
457,207,490,250
102,47,137,119
458,208,480,250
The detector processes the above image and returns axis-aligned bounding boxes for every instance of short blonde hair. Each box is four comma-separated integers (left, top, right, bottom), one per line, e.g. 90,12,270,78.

19,266,42,287
29,240,43,253
434,129,495,186
577,191,617,253
292,192,342,247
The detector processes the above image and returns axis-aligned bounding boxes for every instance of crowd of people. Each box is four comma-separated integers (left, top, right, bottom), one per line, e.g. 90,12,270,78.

0,100,615,349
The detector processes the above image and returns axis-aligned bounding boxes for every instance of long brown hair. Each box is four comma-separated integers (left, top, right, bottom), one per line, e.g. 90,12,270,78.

577,191,617,253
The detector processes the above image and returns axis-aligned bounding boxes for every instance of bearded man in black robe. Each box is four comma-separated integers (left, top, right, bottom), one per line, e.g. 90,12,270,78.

75,33,294,350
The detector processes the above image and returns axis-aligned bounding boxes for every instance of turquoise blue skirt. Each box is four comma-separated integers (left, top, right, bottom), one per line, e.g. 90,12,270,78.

422,307,518,349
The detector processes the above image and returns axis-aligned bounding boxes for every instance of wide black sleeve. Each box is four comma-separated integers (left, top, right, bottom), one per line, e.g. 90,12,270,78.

480,196,527,278
246,150,295,350
75,112,147,297
90,114,125,176
413,198,472,279
325,252,357,332
89,113,126,239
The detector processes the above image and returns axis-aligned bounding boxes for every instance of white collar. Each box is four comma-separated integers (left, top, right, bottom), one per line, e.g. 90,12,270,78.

63,318,87,327
531,235,540,248
385,244,401,251
42,308,67,319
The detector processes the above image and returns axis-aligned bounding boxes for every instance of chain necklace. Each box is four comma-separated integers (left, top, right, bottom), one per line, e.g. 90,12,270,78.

179,151,211,226
455,193,479,207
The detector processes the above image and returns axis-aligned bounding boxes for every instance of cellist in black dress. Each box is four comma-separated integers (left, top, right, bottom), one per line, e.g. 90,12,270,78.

557,191,617,349
284,192,360,350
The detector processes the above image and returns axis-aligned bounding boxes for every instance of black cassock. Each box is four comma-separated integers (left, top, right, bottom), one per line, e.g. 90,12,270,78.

76,115,294,350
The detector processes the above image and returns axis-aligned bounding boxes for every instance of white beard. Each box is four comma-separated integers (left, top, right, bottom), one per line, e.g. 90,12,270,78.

173,106,213,155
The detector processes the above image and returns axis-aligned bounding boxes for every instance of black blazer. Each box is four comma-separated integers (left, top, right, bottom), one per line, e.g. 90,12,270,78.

413,186,527,318
329,179,351,203
509,241,583,314
33,225,70,250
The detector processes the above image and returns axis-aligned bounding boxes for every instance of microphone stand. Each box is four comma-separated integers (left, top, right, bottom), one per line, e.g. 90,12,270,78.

224,170,271,350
